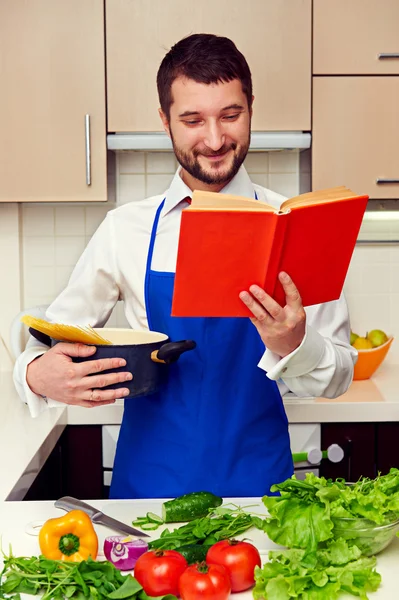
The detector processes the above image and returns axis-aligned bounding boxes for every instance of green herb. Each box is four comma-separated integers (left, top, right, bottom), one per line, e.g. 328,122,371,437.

253,539,381,600
0,552,178,600
148,504,262,550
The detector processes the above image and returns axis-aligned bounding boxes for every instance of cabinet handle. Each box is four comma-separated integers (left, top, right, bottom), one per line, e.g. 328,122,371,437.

292,444,344,466
376,178,399,184
85,114,91,186
378,53,399,59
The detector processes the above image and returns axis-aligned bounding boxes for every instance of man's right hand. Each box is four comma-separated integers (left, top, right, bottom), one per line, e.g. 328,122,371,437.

26,343,133,408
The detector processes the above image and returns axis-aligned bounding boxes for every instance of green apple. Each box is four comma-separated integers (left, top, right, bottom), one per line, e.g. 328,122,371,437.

350,330,359,345
367,329,388,348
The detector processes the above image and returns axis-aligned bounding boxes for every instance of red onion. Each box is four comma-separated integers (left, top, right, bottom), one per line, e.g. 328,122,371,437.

103,536,148,570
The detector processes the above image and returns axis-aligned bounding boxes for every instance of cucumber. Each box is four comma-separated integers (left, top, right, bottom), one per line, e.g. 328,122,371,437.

162,491,223,523
146,512,164,524
176,544,212,565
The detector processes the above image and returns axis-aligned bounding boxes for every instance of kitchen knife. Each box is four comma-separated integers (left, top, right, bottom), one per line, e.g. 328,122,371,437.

55,496,150,538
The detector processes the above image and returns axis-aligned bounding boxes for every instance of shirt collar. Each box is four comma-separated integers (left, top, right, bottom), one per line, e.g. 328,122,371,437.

162,165,256,216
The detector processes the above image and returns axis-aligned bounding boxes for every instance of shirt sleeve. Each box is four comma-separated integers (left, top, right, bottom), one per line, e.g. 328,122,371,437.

257,293,357,398
13,213,121,417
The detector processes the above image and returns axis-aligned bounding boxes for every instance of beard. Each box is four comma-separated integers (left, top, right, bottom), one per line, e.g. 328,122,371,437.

170,130,250,186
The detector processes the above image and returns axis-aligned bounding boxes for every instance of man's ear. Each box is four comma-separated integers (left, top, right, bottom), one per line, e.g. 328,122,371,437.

159,109,171,137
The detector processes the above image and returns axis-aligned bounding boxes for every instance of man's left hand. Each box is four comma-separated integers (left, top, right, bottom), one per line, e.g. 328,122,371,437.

239,271,306,358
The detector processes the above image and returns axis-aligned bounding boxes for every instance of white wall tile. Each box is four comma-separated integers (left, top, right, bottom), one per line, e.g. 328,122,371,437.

23,237,55,268
146,174,173,197
243,153,269,173
146,152,177,174
55,237,86,267
0,204,21,354
268,173,299,198
55,266,74,295
249,173,269,188
22,205,55,236
85,206,110,236
269,151,299,174
55,206,85,235
118,152,145,174
118,174,146,205
25,266,56,298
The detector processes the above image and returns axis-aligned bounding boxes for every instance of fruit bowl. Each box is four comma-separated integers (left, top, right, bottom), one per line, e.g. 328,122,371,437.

353,337,394,380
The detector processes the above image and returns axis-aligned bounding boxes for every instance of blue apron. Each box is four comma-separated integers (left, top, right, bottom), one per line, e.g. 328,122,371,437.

110,197,293,499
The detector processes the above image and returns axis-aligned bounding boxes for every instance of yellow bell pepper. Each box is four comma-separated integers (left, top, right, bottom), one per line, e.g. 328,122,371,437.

39,509,98,562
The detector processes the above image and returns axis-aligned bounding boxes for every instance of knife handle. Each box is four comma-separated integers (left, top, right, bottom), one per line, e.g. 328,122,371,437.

55,496,99,518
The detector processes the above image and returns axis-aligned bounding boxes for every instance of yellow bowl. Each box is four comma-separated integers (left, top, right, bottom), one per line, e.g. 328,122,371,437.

353,337,394,380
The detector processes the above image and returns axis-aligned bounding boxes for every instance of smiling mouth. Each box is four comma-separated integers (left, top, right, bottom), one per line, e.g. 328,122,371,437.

201,150,231,162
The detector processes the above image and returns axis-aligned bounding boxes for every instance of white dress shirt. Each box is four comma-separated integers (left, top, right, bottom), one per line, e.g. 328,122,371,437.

14,166,357,417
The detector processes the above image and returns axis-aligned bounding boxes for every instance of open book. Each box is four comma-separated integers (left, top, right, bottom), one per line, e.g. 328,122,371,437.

171,186,368,317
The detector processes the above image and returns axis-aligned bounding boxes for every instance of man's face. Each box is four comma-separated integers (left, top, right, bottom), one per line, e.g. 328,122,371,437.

160,77,252,188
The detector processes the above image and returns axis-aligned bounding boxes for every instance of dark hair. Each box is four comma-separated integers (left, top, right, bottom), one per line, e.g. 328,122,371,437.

157,33,253,120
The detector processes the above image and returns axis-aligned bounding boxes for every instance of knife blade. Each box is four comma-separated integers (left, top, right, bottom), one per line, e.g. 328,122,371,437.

54,496,150,538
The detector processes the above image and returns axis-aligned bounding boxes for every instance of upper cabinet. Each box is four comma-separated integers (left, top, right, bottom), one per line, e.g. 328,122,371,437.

313,0,399,75
0,1,107,202
106,0,311,132
312,77,399,199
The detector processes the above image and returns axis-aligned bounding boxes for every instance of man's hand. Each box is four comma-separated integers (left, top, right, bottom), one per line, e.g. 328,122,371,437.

27,342,133,408
239,271,306,357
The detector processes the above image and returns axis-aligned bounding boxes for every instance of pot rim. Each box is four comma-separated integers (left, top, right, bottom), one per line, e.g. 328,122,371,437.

92,328,169,346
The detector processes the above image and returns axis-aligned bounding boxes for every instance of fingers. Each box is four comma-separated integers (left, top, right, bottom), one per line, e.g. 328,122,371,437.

81,370,133,391
84,386,131,403
56,342,97,358
78,356,128,377
239,287,284,322
278,272,303,308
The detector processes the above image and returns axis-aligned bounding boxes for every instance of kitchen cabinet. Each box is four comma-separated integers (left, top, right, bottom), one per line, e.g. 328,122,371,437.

106,0,311,132
0,0,107,203
312,77,399,198
313,0,399,75
24,426,105,501
320,423,376,482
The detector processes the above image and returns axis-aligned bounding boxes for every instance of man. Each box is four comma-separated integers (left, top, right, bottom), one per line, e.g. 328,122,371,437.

14,34,356,499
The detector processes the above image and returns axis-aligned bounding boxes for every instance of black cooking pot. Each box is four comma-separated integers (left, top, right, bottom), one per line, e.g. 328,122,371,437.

29,327,196,399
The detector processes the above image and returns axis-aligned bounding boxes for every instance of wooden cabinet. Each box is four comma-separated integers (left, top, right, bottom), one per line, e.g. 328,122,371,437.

313,0,399,75
106,0,311,132
0,1,107,203
312,77,399,198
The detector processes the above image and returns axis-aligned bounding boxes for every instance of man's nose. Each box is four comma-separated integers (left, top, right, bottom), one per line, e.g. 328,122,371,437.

203,122,225,151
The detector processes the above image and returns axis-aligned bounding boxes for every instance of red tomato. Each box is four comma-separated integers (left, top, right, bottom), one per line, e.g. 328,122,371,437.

206,539,261,592
179,562,231,600
134,549,188,596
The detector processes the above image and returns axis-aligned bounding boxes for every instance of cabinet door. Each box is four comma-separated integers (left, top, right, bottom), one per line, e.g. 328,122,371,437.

320,424,376,482
312,77,399,198
314,0,399,75
106,0,311,132
0,1,107,202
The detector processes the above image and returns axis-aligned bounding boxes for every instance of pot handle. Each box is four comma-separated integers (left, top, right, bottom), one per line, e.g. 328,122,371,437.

151,340,196,364
29,327,51,347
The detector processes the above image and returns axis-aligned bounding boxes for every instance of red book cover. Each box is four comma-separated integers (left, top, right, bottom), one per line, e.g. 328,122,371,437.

171,189,368,317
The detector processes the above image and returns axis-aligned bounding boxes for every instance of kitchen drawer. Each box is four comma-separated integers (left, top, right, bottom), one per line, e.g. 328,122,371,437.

314,0,399,75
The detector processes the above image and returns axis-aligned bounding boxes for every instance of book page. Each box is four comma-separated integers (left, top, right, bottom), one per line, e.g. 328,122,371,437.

191,190,276,212
282,186,359,209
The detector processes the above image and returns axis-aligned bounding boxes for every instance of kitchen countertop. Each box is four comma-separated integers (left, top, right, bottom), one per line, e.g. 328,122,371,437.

0,498,397,600
2,361,399,502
